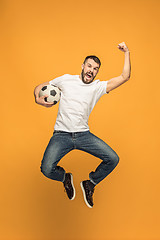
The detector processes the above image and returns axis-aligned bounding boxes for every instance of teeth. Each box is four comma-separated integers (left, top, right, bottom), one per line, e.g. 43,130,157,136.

87,73,92,77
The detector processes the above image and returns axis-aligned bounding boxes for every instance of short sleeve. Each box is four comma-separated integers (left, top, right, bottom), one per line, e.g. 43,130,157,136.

49,74,69,88
95,80,109,100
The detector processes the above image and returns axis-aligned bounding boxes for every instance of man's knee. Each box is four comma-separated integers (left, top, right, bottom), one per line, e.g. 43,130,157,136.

114,153,119,166
40,162,52,178
109,152,119,167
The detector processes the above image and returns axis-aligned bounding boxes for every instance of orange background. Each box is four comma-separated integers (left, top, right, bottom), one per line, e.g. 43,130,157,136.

1,0,160,239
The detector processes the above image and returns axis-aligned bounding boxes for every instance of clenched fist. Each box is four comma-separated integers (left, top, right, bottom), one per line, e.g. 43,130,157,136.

117,42,129,52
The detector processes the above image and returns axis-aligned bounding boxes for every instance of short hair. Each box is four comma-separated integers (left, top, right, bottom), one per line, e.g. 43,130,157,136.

83,55,101,68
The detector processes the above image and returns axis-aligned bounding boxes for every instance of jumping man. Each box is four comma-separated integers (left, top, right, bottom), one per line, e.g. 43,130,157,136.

34,42,131,208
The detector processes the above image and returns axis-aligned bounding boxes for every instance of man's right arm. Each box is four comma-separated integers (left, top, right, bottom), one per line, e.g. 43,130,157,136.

34,81,54,107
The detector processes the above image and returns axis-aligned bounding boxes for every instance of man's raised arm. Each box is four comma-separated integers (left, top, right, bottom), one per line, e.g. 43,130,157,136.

106,42,131,93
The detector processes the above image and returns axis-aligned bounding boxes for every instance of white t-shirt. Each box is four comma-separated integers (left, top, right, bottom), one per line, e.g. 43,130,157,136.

49,74,108,132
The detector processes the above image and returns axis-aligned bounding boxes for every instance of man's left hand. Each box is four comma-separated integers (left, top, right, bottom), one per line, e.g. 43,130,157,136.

117,42,129,52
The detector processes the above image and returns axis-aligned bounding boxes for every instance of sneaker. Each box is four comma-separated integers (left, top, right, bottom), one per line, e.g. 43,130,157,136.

80,180,95,208
63,173,75,200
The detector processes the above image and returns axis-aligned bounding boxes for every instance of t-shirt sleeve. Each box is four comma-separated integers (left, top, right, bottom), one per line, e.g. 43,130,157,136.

49,74,68,88
96,80,109,99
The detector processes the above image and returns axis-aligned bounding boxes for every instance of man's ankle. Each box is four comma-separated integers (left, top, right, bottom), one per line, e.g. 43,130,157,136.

88,180,96,189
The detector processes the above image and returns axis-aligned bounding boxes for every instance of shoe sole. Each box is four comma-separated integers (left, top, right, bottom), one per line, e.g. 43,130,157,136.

69,173,76,200
80,182,93,208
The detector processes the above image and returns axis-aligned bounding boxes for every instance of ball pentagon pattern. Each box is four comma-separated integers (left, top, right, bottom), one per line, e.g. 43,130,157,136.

39,85,61,105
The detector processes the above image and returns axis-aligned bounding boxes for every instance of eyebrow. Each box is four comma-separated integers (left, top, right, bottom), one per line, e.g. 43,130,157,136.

87,63,99,69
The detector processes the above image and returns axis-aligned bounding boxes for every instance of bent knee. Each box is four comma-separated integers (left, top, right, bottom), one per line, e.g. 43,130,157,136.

40,164,52,178
115,154,119,165
110,153,119,166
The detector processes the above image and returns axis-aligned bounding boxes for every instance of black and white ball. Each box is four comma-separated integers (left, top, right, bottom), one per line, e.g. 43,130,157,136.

39,85,61,105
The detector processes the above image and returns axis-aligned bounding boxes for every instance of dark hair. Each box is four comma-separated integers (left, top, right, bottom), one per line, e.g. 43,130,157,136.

83,55,101,68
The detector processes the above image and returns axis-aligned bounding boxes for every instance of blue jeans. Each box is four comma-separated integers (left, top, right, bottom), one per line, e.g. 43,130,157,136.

40,130,119,185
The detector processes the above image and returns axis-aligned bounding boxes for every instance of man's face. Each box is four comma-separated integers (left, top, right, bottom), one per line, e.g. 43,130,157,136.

80,58,100,84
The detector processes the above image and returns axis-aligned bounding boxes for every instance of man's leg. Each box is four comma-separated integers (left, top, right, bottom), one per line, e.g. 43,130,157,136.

40,131,75,200
77,131,119,184
76,131,119,207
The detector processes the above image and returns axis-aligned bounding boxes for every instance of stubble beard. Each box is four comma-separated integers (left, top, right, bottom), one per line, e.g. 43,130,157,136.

81,69,95,84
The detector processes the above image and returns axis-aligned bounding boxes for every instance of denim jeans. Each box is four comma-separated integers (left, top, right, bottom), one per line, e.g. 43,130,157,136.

40,130,119,185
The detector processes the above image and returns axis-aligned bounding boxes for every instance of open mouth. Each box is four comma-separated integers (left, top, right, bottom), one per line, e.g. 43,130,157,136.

86,73,92,79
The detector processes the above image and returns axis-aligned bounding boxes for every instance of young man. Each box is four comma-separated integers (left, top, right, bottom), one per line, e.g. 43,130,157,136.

34,42,131,208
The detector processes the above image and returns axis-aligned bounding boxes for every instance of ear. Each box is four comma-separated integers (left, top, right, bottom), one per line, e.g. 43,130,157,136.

81,64,84,70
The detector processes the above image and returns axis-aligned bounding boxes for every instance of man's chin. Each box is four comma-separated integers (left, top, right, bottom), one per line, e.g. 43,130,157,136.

82,77,93,84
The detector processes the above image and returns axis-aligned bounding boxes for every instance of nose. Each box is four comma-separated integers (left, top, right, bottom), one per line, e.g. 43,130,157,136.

89,68,94,73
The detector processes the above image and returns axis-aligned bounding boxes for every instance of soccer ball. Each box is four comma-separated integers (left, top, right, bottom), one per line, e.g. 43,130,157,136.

39,85,61,104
